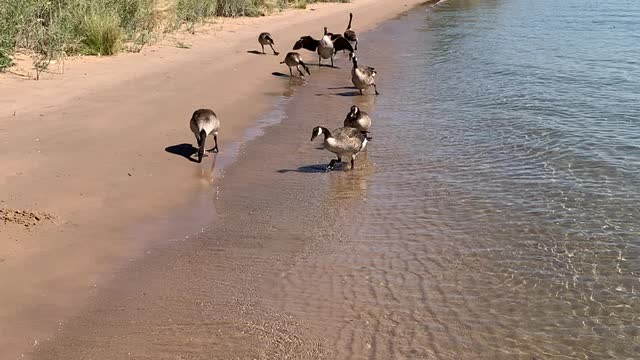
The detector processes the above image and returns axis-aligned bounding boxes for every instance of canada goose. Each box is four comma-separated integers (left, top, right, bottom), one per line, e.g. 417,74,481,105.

310,126,368,171
344,13,358,50
293,27,353,67
280,52,311,77
258,32,279,55
351,56,379,95
189,109,220,163
343,105,371,133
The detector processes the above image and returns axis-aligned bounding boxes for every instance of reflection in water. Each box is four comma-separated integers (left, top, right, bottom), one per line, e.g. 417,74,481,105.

195,152,218,186
326,159,373,206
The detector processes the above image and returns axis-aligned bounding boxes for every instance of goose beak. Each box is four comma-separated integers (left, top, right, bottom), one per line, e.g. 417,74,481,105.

311,133,318,141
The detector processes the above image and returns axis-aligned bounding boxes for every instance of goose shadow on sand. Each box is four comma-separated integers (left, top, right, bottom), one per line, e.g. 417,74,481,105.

316,91,360,97
165,143,218,163
277,164,333,174
247,50,270,55
166,143,198,162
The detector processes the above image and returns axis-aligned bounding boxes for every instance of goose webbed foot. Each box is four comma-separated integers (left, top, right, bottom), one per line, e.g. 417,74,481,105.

373,84,380,95
326,158,341,171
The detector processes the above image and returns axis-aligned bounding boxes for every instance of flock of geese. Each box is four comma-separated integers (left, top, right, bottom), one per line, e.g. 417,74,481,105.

190,12,376,171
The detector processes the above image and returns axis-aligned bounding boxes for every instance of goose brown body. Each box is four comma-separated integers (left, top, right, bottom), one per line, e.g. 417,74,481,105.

280,52,310,77
343,105,372,132
258,32,279,55
189,109,220,163
351,56,379,95
344,13,358,50
310,126,368,170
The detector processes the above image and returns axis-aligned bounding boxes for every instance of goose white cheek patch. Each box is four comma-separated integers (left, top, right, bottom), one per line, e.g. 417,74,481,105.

317,128,323,137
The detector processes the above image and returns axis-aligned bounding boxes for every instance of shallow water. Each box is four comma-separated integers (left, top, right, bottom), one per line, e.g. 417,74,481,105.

276,0,640,358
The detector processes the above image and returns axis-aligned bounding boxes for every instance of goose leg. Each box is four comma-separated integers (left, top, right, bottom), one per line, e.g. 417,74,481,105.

331,56,334,68
373,83,380,95
212,134,219,153
289,67,293,77
355,40,358,51
318,55,322,67
269,44,279,56
351,155,356,169
261,44,265,54
297,65,304,77
359,89,363,95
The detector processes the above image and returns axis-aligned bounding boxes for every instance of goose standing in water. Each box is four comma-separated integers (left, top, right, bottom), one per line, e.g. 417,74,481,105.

280,52,311,77
344,105,372,135
293,27,353,67
344,13,358,50
311,126,368,171
189,109,220,163
351,56,379,95
258,32,279,55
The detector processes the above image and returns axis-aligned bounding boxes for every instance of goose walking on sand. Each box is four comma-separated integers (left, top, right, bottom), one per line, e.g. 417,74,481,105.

344,13,358,50
281,52,311,77
190,109,220,163
293,27,353,67
258,32,279,55
310,126,368,171
343,105,371,132
351,56,379,95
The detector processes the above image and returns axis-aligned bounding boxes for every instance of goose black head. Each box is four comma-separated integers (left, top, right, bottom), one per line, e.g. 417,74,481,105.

311,126,330,141
311,126,323,141
348,105,360,119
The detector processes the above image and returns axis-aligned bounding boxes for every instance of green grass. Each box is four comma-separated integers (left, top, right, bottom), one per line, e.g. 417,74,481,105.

81,9,122,55
0,0,351,74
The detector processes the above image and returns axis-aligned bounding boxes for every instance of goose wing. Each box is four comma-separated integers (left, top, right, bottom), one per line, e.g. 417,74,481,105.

293,36,319,52
330,33,342,41
360,65,377,77
332,127,365,151
332,36,354,53
344,29,357,42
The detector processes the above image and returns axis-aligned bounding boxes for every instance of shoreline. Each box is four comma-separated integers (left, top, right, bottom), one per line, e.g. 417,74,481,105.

0,0,430,358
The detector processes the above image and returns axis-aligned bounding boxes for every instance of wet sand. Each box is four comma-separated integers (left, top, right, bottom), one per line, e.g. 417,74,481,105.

0,0,433,359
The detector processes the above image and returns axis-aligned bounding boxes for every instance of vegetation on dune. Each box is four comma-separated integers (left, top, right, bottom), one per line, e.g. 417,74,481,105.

0,0,350,75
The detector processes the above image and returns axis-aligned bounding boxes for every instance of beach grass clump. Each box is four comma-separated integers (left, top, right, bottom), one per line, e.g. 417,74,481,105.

176,0,218,25
80,9,122,55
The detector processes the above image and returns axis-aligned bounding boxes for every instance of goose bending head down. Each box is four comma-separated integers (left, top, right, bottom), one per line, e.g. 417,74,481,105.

351,56,379,95
344,105,372,137
280,52,311,78
310,126,368,171
189,109,220,163
258,32,279,55
293,27,353,67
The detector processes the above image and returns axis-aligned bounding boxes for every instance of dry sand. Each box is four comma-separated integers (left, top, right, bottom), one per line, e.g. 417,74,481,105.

0,0,429,358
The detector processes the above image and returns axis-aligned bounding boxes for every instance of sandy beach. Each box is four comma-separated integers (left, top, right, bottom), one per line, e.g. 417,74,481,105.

0,0,430,358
